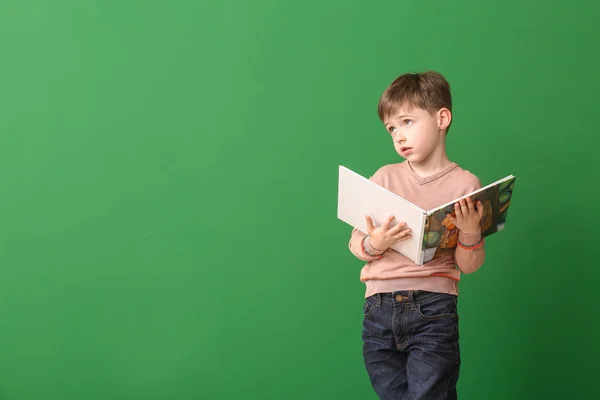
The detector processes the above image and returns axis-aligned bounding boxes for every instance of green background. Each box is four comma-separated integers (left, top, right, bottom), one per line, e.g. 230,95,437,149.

0,0,598,399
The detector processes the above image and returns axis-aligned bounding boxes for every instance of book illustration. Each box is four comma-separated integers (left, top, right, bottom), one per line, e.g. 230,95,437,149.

421,176,516,263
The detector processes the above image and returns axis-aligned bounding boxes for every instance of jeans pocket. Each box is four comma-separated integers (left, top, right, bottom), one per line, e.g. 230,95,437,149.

363,295,377,318
416,294,457,321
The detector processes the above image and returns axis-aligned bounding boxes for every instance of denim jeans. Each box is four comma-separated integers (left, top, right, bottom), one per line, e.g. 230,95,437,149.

362,290,460,400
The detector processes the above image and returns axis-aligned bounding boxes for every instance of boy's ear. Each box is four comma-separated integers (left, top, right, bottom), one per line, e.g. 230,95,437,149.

438,107,452,130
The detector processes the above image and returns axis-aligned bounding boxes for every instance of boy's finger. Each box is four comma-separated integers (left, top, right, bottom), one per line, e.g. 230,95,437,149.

393,226,410,237
454,203,463,219
365,216,374,233
394,229,412,241
460,199,469,215
391,225,411,238
467,197,475,213
390,221,407,234
382,215,395,231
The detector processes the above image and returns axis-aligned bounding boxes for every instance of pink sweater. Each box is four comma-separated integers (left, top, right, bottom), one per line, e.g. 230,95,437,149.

349,161,486,297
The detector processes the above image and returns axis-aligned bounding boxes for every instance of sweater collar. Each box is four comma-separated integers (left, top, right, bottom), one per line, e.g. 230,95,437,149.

403,160,458,185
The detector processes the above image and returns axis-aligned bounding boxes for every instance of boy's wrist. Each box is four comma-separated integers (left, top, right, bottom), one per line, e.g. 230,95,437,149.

363,235,386,256
460,226,481,235
368,235,386,252
458,229,482,246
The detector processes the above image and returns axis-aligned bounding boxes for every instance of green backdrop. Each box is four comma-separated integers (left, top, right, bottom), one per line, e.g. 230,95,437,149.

1,0,598,399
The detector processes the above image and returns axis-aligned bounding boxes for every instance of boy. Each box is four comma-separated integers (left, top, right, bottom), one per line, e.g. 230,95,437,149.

349,71,485,399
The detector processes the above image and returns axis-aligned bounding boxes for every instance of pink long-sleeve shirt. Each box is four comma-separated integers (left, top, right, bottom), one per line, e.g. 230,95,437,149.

349,161,486,297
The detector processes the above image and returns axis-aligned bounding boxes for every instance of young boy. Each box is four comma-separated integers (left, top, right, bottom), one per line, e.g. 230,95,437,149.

349,71,485,399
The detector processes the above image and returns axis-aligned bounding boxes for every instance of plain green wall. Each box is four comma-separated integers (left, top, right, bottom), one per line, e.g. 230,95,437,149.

1,0,599,399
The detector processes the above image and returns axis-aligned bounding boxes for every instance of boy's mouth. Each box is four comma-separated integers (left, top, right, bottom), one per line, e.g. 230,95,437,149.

400,147,413,153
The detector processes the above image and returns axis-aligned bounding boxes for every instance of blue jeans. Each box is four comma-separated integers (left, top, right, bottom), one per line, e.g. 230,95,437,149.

362,290,461,400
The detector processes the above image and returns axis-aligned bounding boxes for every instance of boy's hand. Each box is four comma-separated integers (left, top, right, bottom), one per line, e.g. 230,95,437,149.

446,197,483,234
365,215,412,251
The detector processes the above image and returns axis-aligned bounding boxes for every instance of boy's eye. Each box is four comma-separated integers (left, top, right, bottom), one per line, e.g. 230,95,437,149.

404,120,413,126
389,126,397,133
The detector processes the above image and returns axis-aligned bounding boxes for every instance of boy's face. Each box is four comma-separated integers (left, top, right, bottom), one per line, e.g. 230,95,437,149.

383,106,449,163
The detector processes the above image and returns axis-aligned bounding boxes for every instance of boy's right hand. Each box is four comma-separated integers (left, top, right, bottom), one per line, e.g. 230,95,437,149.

365,215,412,251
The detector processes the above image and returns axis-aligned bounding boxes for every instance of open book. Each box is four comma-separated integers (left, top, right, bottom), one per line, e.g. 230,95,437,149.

337,165,517,265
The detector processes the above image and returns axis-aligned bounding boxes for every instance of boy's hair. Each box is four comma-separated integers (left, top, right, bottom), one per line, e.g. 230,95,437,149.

377,71,453,132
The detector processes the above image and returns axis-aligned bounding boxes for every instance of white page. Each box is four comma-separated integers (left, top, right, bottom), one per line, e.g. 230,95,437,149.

337,165,426,264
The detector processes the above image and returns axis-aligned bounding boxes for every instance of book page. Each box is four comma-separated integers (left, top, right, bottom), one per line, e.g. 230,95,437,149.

420,175,516,263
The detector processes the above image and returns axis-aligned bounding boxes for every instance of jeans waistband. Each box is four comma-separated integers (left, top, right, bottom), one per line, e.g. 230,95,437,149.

369,290,456,307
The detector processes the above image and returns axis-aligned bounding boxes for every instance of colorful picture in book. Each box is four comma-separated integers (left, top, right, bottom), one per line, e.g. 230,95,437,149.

421,177,516,263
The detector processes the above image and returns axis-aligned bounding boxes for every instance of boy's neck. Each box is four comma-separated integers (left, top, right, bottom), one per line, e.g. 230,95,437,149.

406,145,453,178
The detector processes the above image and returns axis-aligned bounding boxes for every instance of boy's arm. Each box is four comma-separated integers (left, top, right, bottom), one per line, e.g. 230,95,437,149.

453,175,486,273
349,228,385,262
454,230,485,273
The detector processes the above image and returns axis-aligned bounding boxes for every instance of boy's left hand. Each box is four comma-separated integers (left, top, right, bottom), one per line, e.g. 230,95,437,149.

446,196,483,234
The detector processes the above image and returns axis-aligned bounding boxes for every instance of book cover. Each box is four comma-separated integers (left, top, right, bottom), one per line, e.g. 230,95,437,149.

420,176,517,263
337,165,426,264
